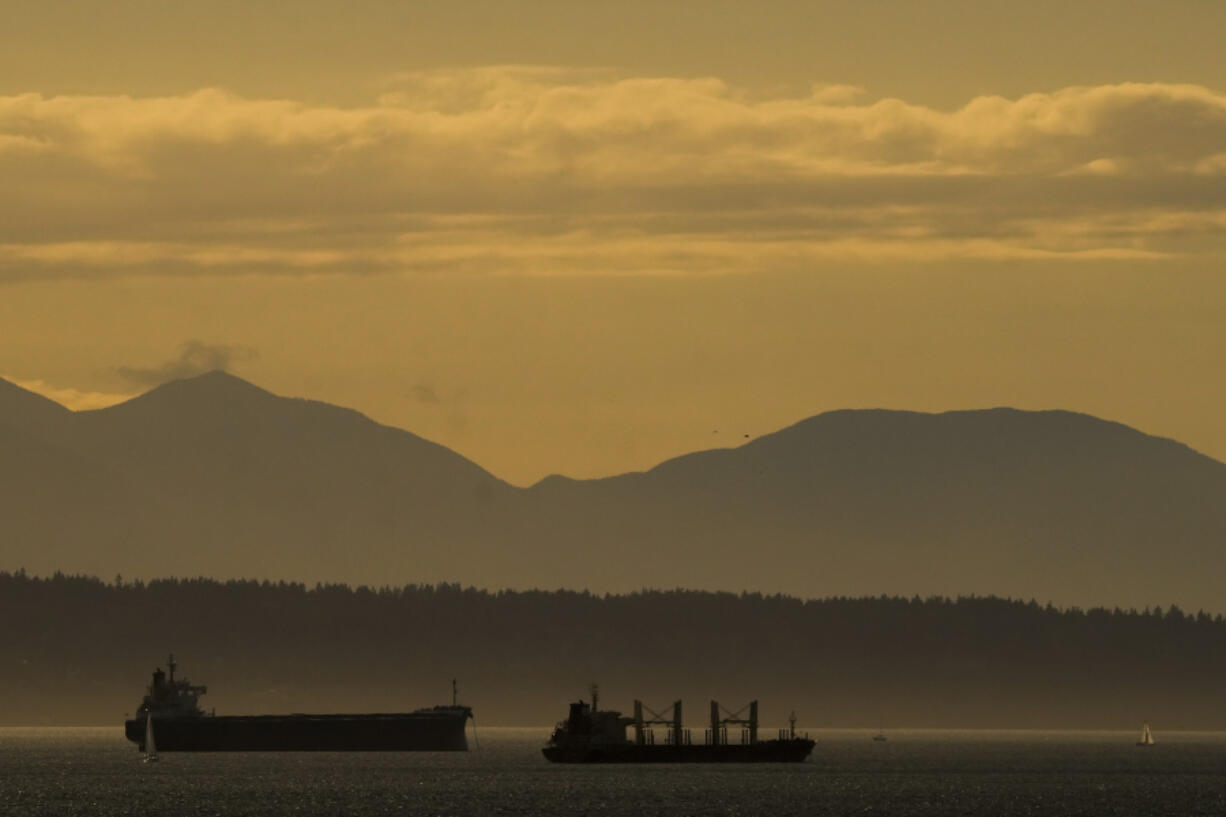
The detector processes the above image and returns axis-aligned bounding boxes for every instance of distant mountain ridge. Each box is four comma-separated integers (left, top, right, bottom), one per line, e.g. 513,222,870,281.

2,371,515,581
3,371,1226,612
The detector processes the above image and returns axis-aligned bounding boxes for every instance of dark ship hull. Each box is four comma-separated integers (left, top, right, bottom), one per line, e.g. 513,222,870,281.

542,738,815,763
126,655,472,752
124,708,471,752
543,692,816,764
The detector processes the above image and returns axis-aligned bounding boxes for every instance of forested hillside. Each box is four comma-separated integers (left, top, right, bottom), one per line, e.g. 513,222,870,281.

3,572,1222,729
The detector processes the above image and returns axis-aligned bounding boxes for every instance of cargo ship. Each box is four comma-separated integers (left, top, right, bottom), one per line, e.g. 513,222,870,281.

542,687,815,763
123,655,472,752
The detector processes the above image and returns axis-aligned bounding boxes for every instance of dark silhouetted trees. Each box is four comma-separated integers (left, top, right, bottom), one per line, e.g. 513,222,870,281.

2,571,1223,728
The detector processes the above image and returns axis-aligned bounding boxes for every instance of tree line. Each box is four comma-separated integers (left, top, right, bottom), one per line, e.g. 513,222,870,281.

2,570,1222,728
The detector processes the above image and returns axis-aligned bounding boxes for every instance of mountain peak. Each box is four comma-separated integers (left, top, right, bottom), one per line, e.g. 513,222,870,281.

753,406,1166,450
65,369,279,428
159,368,265,391
126,369,273,405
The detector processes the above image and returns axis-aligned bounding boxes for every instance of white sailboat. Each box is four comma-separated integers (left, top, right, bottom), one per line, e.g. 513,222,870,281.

143,713,160,763
1135,722,1155,747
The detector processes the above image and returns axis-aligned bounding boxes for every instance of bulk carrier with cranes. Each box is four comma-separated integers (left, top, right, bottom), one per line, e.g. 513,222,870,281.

542,687,815,763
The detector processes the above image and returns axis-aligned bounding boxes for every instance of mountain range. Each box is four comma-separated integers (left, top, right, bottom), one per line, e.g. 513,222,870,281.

3,371,1225,612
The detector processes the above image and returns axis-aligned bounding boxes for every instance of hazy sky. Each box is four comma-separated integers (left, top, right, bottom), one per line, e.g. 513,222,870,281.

4,1,1226,485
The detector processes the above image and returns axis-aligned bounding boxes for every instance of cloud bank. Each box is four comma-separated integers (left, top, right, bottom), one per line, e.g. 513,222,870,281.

2,72,1225,278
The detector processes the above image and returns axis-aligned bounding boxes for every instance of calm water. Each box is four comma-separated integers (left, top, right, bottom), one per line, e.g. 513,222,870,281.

3,727,1225,816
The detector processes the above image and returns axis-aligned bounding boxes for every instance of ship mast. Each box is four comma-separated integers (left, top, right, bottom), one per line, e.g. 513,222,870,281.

452,678,458,707
168,654,176,683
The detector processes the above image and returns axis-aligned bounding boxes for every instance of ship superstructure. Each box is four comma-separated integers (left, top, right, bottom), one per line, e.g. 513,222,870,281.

136,654,208,719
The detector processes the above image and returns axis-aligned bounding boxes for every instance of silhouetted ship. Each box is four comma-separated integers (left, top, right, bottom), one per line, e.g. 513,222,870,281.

542,688,815,763
123,655,471,752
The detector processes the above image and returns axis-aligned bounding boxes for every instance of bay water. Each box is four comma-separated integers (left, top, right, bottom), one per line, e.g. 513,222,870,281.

3,727,1225,815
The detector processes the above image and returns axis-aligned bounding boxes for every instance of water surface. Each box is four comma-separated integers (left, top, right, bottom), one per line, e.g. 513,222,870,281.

3,727,1224,815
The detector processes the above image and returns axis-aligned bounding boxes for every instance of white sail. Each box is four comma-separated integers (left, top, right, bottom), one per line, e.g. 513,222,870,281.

1138,723,1154,746
144,713,159,762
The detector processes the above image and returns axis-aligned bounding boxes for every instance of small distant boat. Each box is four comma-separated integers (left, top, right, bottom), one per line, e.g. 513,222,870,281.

143,713,159,763
872,733,887,742
1136,723,1155,747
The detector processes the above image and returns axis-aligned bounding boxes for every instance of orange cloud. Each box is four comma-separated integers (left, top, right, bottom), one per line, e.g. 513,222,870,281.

1,76,1224,279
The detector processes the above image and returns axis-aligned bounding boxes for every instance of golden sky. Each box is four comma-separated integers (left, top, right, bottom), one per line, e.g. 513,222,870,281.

3,1,1226,485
